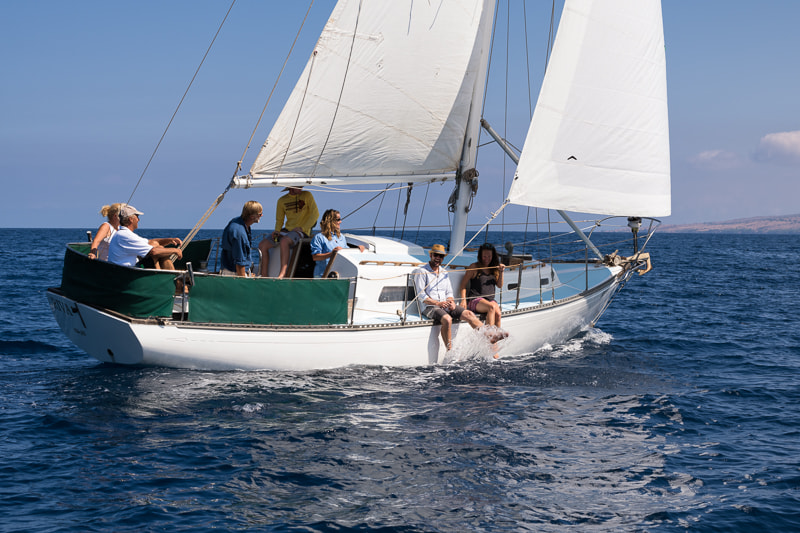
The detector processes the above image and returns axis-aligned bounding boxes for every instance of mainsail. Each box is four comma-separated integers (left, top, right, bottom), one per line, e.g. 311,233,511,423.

238,0,494,188
508,0,671,217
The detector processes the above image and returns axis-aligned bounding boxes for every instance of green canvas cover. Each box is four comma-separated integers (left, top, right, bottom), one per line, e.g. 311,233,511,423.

188,276,350,325
173,239,212,270
71,239,211,269
60,244,177,318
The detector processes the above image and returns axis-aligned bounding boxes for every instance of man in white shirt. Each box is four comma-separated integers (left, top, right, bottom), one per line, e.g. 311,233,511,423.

108,205,183,269
413,243,483,351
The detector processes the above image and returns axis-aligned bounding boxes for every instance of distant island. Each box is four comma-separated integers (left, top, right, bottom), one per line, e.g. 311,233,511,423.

660,214,800,234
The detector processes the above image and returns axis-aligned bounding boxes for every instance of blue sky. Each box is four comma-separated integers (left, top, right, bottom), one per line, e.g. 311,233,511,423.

2,1,799,231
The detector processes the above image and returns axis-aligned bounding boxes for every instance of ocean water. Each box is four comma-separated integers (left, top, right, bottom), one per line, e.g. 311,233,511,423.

1,228,799,532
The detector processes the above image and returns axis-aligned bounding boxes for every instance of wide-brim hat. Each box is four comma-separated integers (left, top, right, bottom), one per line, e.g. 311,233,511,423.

281,186,304,192
430,244,447,256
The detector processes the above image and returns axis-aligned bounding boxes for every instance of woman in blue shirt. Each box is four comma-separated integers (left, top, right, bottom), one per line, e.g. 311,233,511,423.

310,209,363,277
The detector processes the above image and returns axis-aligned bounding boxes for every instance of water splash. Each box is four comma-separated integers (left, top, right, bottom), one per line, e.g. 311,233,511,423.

442,325,509,364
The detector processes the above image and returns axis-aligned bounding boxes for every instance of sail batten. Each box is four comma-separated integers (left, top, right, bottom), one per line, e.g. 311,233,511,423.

249,1,492,186
508,0,671,217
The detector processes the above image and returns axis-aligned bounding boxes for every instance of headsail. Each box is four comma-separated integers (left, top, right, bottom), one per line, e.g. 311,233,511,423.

508,0,671,217
238,0,493,188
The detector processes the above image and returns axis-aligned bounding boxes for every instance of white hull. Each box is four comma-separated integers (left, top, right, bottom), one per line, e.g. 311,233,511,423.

46,275,621,371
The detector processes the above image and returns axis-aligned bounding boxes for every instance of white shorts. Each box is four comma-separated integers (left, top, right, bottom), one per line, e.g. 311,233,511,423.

280,230,304,245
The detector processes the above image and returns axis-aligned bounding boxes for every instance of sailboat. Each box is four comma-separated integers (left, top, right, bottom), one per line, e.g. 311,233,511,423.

46,0,670,371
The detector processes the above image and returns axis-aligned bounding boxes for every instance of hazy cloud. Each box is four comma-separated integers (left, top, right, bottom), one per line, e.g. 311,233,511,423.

754,130,800,165
689,149,741,170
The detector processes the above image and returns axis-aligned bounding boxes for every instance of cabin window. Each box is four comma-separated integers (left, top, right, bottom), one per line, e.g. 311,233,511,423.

379,286,413,302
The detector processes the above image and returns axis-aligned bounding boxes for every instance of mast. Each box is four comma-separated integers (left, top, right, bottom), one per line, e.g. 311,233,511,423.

449,0,497,253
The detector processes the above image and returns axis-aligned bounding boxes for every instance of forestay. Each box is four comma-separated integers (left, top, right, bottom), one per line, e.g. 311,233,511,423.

237,0,493,188
508,0,671,217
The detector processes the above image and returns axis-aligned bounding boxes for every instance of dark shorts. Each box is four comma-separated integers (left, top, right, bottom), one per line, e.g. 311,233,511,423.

139,253,157,269
424,304,466,322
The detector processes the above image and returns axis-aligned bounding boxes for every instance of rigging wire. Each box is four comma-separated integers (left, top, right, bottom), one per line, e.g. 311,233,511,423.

481,0,501,119
523,1,534,119
371,185,390,236
521,0,558,257
342,187,389,222
445,201,509,271
414,183,431,245
522,0,534,256
392,186,402,239
546,0,557,73
479,0,501,240
180,1,316,250
400,183,413,240
127,0,237,206
502,1,510,243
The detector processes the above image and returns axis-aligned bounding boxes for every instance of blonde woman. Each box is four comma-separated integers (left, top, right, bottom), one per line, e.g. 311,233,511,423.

88,203,122,260
310,209,363,277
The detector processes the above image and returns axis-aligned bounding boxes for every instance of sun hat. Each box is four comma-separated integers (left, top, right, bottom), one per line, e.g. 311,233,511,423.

430,244,447,256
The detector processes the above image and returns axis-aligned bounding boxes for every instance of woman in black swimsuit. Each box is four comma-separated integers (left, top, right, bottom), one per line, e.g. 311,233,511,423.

459,243,505,327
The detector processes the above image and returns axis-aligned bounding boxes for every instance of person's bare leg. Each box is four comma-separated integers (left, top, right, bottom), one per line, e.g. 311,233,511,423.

461,309,483,330
488,301,502,328
463,308,506,343
258,239,275,277
475,300,496,326
440,315,453,350
277,237,292,278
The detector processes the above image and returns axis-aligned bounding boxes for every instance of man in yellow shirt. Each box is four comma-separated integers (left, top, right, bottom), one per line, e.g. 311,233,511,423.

258,187,319,278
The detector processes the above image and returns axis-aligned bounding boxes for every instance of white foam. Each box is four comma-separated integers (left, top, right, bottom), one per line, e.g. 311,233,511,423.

442,325,508,364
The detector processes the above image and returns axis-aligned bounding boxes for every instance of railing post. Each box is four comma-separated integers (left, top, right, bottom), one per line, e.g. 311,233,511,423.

585,246,589,291
538,263,543,305
402,273,411,324
349,277,358,325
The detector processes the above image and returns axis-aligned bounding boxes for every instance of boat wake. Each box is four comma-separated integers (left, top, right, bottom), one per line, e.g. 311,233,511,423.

441,325,612,366
534,327,613,358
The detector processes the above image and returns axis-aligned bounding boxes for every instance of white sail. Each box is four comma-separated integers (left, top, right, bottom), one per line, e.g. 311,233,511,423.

508,0,671,217
242,0,493,188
